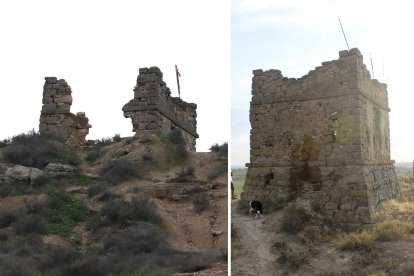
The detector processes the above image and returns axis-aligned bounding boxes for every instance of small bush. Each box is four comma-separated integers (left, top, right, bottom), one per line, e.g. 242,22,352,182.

97,191,122,202
299,225,322,245
100,199,132,223
130,196,162,225
142,148,153,162
0,211,18,228
100,159,139,185
62,255,106,276
0,231,9,241
25,200,47,214
280,205,311,234
167,129,187,160
95,137,113,147
271,241,287,253
278,248,309,270
85,150,100,162
88,182,109,198
336,231,375,251
2,130,81,169
207,162,227,181
374,220,414,241
112,134,122,142
31,174,52,188
14,214,48,235
139,135,153,144
174,167,195,183
192,192,209,214
0,181,35,197
103,223,171,254
209,142,228,157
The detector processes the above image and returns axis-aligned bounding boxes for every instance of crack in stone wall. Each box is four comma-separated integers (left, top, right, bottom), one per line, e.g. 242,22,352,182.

242,48,400,227
122,67,198,151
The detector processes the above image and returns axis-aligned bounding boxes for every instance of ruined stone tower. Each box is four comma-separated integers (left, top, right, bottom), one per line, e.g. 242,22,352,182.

123,67,198,151
242,48,399,226
39,77,91,147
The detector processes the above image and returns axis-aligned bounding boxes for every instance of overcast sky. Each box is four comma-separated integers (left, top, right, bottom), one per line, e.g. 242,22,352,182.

0,0,230,152
232,0,414,167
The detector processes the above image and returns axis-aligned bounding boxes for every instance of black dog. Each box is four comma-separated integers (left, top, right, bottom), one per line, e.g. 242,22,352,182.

249,200,263,218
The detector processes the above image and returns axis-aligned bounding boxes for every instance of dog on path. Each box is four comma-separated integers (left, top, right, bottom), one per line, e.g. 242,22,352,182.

249,200,263,218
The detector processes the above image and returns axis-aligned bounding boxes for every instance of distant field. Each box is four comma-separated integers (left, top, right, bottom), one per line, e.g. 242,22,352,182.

232,168,246,198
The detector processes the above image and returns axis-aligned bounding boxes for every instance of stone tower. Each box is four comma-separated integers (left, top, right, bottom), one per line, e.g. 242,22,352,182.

123,67,198,151
39,77,91,147
242,48,399,227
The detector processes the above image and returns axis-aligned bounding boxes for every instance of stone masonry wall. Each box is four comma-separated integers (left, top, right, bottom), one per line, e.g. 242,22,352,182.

39,77,91,147
242,48,399,227
123,67,198,151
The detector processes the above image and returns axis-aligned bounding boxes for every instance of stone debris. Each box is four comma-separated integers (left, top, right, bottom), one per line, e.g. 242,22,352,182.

44,163,79,177
39,77,91,147
122,67,198,151
5,165,43,185
243,48,400,227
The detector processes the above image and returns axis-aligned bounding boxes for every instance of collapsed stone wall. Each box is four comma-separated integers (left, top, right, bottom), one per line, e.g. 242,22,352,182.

123,67,198,151
39,77,91,147
242,48,399,227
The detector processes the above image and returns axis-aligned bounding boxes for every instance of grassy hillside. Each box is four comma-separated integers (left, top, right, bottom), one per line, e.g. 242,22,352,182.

0,131,228,275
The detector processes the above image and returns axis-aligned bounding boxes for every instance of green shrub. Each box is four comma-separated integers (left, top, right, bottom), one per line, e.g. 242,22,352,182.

100,159,139,185
62,256,106,276
85,150,100,162
14,214,48,235
103,223,171,254
130,196,162,225
100,199,132,223
167,129,187,160
0,211,18,228
32,174,52,188
2,130,80,169
280,205,311,234
47,189,89,237
0,181,35,197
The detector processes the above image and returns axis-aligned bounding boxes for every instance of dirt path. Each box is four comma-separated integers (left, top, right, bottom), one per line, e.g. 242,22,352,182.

231,199,277,276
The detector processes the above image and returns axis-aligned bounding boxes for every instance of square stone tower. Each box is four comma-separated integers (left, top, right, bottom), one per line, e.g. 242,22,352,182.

242,48,399,226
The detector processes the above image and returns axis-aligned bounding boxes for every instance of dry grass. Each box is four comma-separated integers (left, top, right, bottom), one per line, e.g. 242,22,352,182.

336,230,376,251
336,220,414,251
376,180,414,222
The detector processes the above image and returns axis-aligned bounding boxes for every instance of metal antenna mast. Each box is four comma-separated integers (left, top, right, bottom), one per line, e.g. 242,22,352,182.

370,53,375,79
175,65,181,98
338,19,350,50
